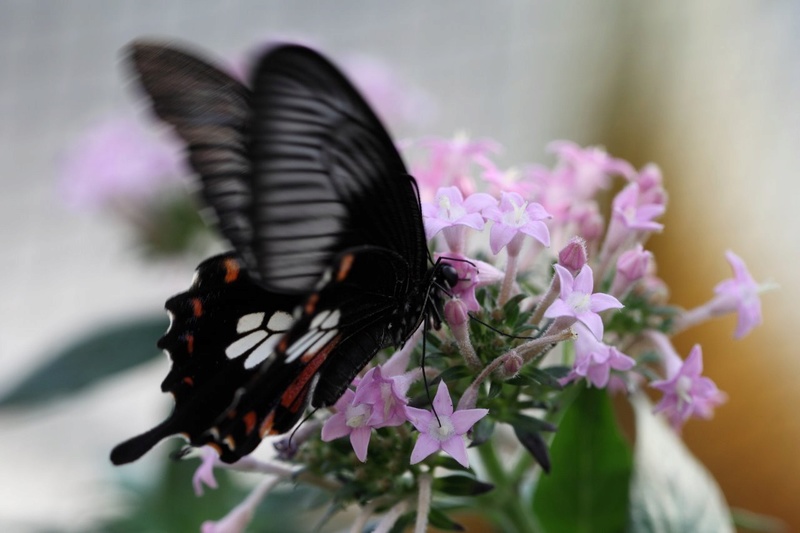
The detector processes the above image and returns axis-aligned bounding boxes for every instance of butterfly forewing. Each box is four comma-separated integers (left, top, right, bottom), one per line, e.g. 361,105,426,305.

248,46,428,293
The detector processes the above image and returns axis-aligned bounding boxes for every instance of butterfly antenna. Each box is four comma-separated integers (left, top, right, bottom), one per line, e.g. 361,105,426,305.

467,312,545,340
420,317,442,426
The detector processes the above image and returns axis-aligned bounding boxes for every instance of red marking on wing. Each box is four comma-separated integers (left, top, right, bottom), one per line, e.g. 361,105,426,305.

185,334,194,354
280,335,341,410
258,411,276,438
304,293,319,314
223,257,240,283
336,254,355,282
191,298,203,317
243,411,257,435
182,376,194,386
208,442,222,455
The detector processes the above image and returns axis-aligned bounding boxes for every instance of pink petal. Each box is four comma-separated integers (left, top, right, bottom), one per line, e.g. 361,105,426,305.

589,292,624,313
440,436,470,467
321,412,351,441
404,405,434,432
489,223,518,255
578,312,604,340
573,266,595,294
350,427,372,462
432,382,454,416
410,433,440,464
450,408,489,433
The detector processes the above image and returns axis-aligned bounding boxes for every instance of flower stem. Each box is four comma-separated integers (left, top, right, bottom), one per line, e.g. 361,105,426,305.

477,439,539,532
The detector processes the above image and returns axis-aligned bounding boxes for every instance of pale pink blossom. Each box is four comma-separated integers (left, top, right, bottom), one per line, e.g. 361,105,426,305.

482,191,551,255
422,186,496,251
405,381,488,467
561,324,635,388
320,389,374,462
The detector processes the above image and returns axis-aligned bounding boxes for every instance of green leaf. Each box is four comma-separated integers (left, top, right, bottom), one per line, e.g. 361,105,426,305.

626,393,733,532
0,316,167,407
433,473,494,497
531,387,633,533
429,507,465,531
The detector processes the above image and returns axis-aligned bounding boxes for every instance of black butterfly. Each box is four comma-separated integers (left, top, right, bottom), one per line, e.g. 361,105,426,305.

110,41,457,465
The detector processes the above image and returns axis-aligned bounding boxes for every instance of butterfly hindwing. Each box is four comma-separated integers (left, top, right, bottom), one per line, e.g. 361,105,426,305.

110,254,302,465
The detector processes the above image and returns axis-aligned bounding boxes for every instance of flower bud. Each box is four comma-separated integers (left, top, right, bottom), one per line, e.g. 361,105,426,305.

558,236,588,273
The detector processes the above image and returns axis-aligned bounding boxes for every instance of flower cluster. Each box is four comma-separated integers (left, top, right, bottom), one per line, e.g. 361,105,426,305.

191,137,768,533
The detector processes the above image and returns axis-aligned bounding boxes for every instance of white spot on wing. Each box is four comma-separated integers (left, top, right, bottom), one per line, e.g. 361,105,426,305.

267,311,293,331
237,312,265,333
226,330,268,359
244,333,281,369
321,309,340,330
307,329,338,356
310,310,331,330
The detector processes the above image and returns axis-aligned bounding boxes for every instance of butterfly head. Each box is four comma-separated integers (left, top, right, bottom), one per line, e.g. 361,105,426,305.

425,261,459,330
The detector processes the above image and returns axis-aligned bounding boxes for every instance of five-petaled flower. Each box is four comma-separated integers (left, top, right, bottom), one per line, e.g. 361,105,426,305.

650,345,727,431
561,324,636,388
321,388,376,462
544,264,623,340
482,191,551,255
714,251,764,339
422,186,496,252
405,381,488,467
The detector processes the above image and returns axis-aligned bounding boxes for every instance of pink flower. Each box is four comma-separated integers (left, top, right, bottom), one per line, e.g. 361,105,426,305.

192,446,220,496
410,133,502,196
59,116,183,209
609,244,653,298
549,140,635,197
320,388,375,462
352,366,414,428
713,251,764,339
651,345,727,431
543,264,623,340
482,191,551,255
558,237,588,274
476,154,535,197
612,182,666,232
422,187,496,251
673,251,767,338
405,381,488,467
561,324,635,388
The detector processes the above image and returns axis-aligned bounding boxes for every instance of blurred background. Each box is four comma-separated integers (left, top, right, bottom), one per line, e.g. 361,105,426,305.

1,1,798,531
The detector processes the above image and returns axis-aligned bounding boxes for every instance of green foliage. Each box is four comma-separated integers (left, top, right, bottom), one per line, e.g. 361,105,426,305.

532,387,633,533
0,316,166,407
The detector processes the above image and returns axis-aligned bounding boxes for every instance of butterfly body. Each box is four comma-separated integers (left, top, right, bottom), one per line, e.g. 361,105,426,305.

110,41,455,465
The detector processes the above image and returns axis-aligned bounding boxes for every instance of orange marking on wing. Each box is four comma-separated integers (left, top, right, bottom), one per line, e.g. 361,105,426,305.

186,334,194,354
182,376,194,386
277,336,289,353
192,298,203,317
243,411,257,435
280,335,340,409
336,254,355,282
226,409,237,420
258,411,276,438
224,435,236,450
305,293,319,314
208,442,222,455
223,257,240,283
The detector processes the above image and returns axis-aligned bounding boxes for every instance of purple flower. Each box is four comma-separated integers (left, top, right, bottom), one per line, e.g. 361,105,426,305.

558,237,588,274
482,191,551,255
713,251,764,339
59,116,183,209
651,345,727,431
609,244,653,298
410,133,502,197
477,154,535,197
673,251,767,338
549,140,635,196
561,324,635,388
422,186,496,251
405,381,488,467
352,366,414,428
320,388,375,462
193,446,220,496
543,264,623,340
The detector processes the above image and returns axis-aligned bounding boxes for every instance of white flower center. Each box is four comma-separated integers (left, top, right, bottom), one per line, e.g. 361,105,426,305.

566,291,591,313
345,403,371,428
438,195,466,221
427,415,456,441
676,375,693,407
502,201,528,228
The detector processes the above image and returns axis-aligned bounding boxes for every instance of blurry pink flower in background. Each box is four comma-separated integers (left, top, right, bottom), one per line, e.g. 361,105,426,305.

59,116,184,210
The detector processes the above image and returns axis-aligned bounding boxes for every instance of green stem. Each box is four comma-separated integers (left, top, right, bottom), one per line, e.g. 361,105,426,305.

477,439,539,532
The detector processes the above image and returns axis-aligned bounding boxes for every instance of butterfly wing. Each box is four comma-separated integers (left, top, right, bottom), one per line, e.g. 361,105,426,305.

110,254,303,465
128,43,260,270
128,41,428,293
245,45,429,293
204,246,413,461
